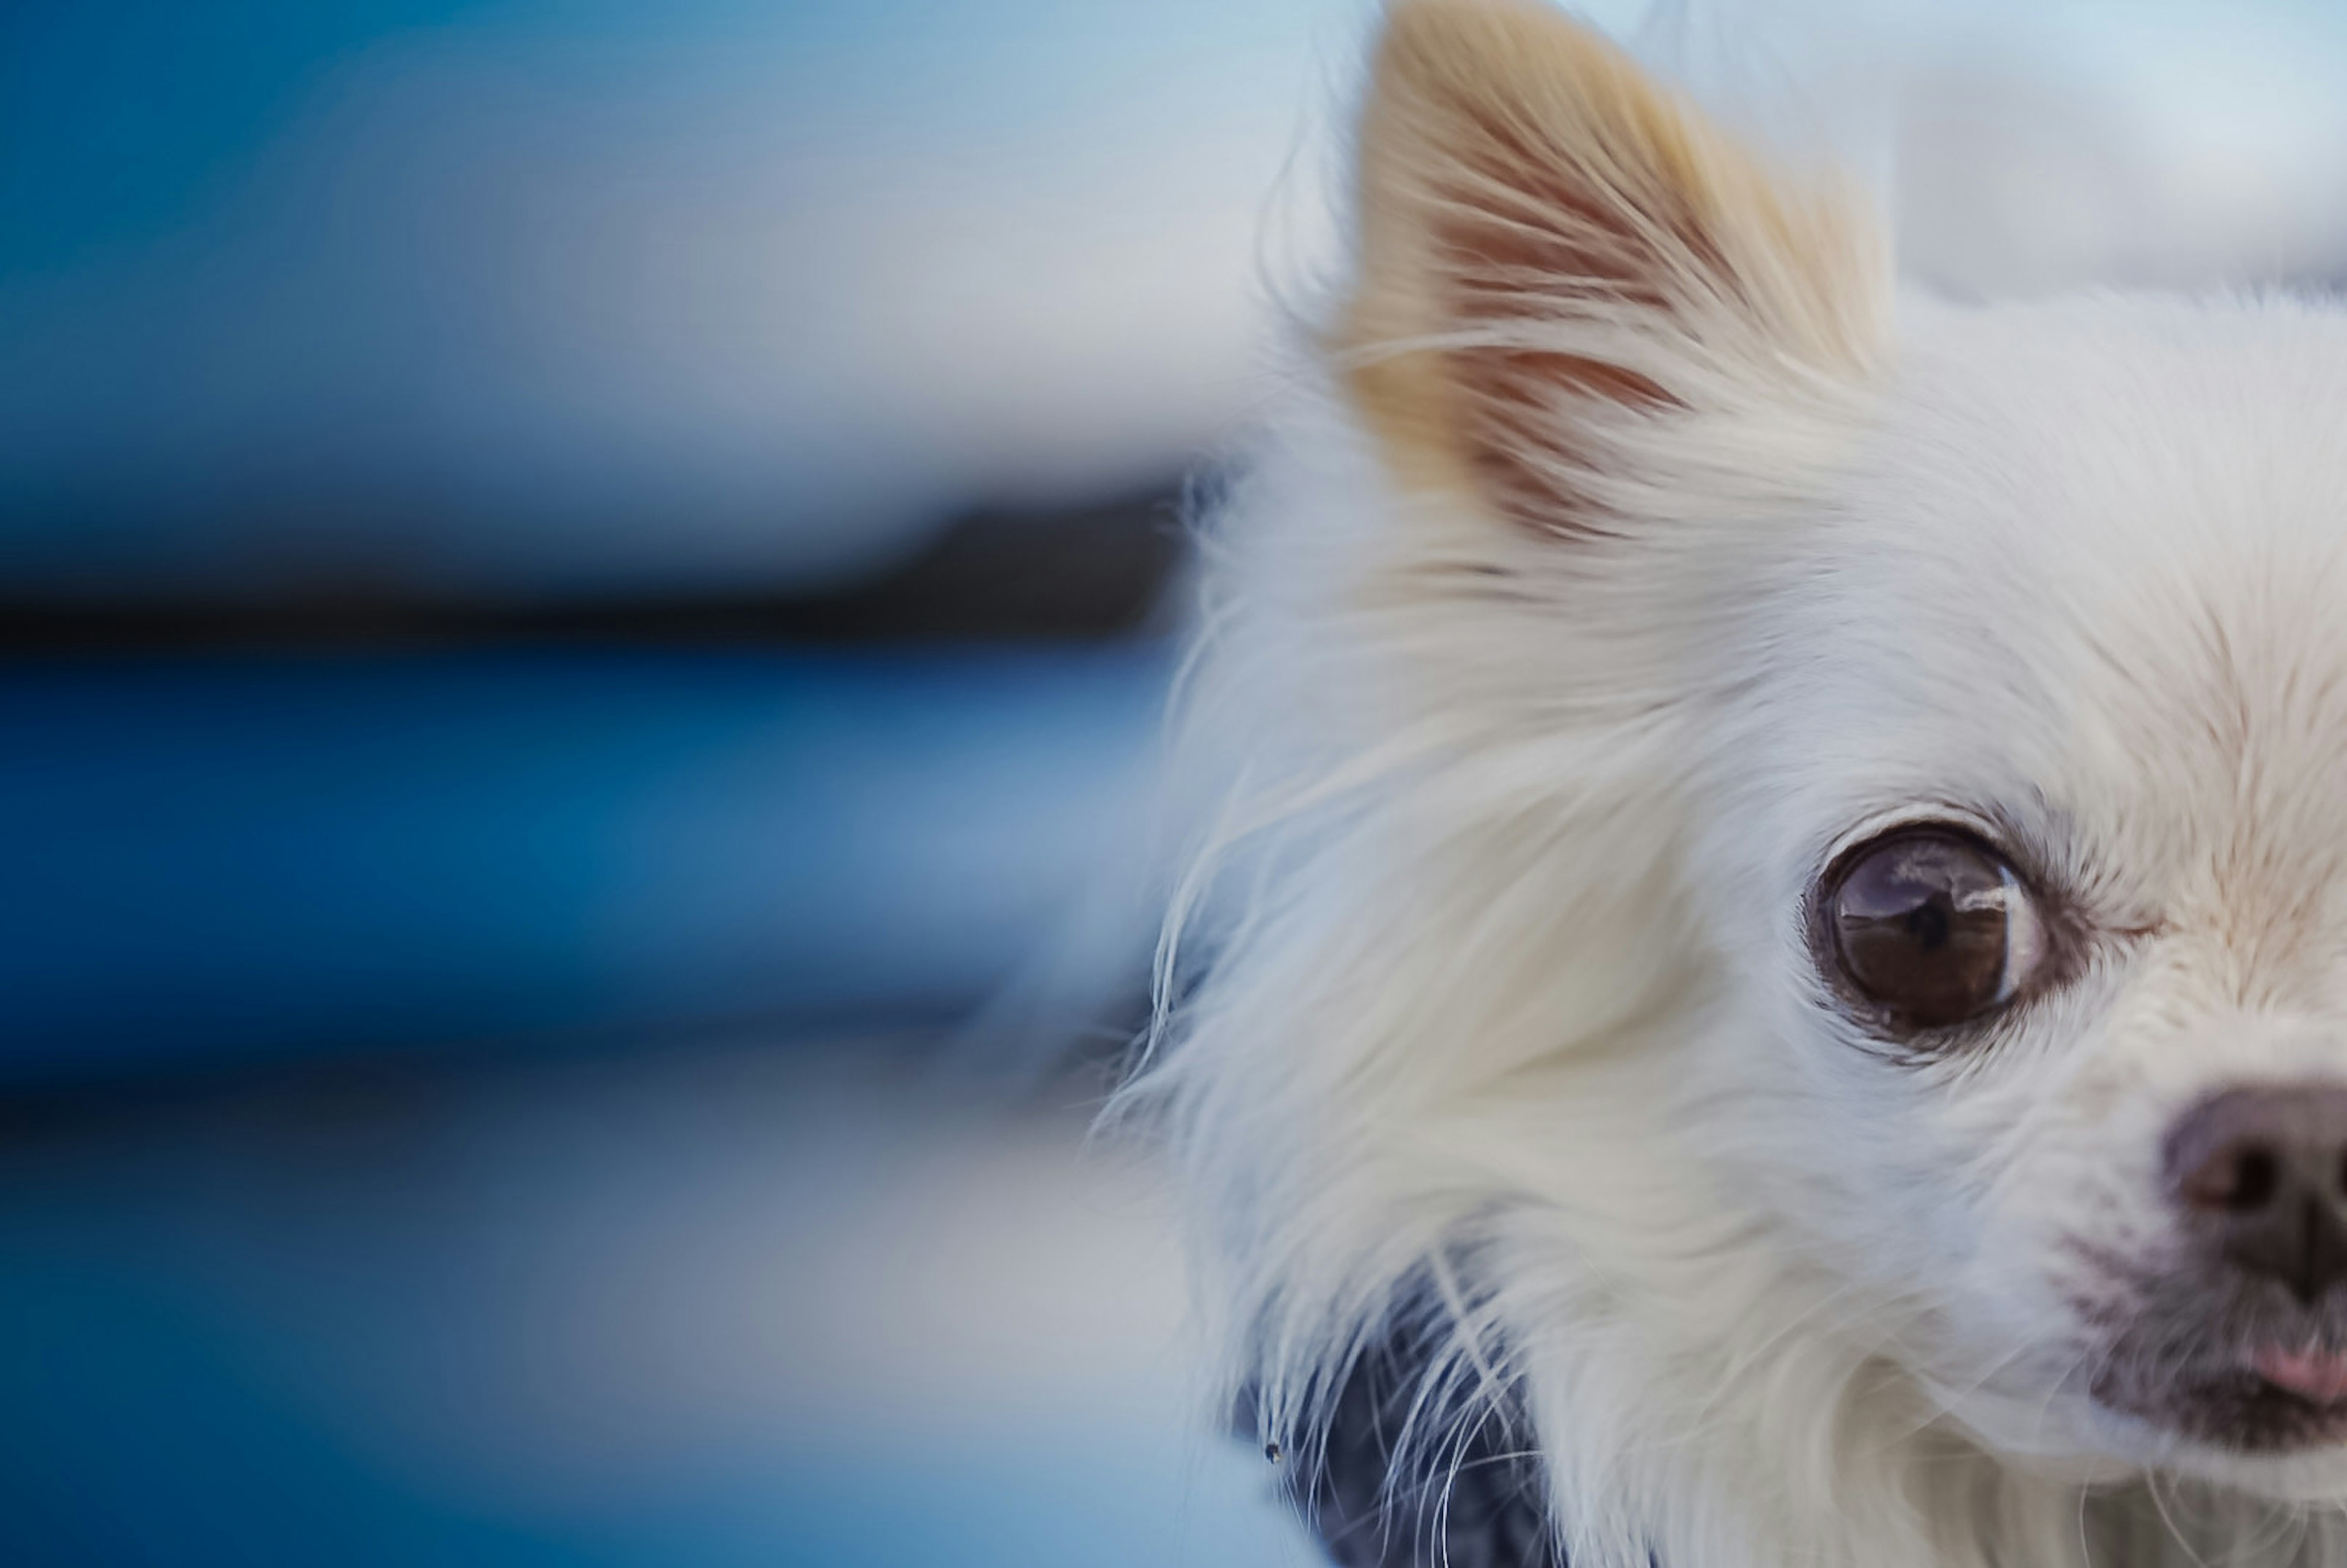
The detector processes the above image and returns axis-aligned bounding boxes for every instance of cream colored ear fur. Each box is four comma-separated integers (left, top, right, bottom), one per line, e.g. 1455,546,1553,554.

1343,0,1887,530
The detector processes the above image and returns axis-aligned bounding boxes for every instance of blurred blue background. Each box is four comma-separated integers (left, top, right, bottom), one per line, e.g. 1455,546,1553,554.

11,0,2347,1563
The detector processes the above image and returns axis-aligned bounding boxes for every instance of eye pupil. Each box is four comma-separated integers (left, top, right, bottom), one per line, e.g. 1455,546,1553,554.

1826,830,2029,1029
1904,898,1951,950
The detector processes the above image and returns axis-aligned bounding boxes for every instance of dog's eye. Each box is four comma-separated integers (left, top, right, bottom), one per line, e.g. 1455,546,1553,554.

1825,830,2046,1029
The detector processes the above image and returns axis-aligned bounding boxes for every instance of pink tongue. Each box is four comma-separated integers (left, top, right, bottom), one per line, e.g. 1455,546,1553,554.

2255,1345,2347,1404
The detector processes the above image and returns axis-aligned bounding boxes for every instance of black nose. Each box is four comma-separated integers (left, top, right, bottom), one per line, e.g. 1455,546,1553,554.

2167,1083,2347,1305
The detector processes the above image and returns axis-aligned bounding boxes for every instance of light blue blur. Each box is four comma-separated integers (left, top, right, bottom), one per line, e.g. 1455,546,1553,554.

0,647,1164,1079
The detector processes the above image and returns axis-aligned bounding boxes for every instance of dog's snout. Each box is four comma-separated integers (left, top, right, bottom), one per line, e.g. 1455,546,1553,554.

2168,1084,2347,1305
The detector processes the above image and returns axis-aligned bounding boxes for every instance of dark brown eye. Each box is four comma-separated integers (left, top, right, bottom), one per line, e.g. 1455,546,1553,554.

1824,829,2045,1029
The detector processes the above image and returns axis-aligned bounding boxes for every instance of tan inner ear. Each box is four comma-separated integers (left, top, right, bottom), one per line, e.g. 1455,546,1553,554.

1340,0,1882,533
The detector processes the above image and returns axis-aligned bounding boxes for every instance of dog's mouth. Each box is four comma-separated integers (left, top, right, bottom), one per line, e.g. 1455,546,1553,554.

2062,1238,2347,1456
2251,1343,2347,1406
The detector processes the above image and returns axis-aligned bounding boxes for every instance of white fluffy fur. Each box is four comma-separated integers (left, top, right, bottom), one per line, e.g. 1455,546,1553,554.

1122,2,2347,1563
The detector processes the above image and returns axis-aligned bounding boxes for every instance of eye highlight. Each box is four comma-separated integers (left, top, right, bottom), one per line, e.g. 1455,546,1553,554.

1823,828,2047,1030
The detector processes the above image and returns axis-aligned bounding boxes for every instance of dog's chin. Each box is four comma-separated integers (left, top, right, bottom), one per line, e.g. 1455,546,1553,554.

1976,1356,2347,1500
2095,1363,2347,1457
1923,1345,2347,1503
2082,1357,2347,1500
1987,1251,2347,1496
2076,1390,2347,1503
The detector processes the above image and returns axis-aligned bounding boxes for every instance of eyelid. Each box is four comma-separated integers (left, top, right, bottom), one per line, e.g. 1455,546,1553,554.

1818,804,2015,879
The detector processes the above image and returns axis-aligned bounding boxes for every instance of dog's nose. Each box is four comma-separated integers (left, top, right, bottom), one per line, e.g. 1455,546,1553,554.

2167,1083,2347,1305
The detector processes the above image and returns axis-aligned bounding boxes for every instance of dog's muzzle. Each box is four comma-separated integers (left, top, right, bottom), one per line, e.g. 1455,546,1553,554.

2091,1081,2347,1452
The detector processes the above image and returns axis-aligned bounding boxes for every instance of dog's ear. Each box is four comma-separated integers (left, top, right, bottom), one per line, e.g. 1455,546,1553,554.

1344,0,1887,533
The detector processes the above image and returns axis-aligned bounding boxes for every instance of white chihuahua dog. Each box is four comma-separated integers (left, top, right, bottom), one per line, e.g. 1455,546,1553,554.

1128,1,2347,1563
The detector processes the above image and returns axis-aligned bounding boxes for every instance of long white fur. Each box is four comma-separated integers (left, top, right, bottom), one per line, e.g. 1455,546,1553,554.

1118,2,2347,1564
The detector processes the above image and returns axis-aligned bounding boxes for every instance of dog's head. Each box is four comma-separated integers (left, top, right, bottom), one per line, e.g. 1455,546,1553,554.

1254,0,2347,1504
